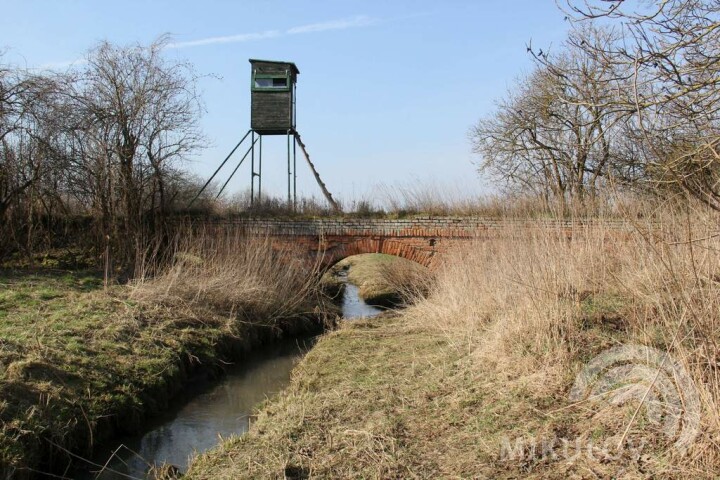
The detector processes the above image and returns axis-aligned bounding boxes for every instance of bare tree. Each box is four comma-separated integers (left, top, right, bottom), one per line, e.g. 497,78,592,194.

61,39,204,269
470,26,629,209
0,59,69,253
0,61,40,219
563,0,720,209
0,39,205,266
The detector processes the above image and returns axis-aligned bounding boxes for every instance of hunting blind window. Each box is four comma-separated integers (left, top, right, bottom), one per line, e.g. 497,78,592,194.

249,59,298,134
253,72,290,91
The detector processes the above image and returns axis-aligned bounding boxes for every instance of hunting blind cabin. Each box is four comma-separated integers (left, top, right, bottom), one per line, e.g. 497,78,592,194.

190,59,339,212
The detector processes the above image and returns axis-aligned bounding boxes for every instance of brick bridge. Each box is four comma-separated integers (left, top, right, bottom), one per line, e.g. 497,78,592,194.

205,217,625,270
232,217,484,269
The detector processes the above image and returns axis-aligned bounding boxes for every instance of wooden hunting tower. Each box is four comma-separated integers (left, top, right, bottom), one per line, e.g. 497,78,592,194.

189,59,340,213
250,59,299,135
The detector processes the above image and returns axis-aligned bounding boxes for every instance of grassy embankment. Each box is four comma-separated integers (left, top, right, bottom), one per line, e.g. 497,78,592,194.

188,207,720,479
321,253,430,307
0,232,334,479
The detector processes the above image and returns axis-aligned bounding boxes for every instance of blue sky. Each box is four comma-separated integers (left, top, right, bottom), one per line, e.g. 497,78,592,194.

1,1,569,205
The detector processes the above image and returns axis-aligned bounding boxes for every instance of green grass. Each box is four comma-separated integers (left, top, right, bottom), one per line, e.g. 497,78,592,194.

0,266,323,479
0,269,216,476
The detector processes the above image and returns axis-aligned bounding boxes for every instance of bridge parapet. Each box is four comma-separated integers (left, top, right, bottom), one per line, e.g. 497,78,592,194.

204,217,632,237
232,217,483,237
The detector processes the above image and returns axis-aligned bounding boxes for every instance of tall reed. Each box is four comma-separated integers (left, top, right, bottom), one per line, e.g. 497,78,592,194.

131,225,324,325
406,202,720,473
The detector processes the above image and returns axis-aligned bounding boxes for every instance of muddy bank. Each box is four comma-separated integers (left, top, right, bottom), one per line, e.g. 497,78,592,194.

76,272,383,478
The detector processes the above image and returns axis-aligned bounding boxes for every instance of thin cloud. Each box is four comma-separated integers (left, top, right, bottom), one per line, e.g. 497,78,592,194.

36,57,87,71
286,15,377,35
169,14,377,50
166,30,281,49
34,14,378,70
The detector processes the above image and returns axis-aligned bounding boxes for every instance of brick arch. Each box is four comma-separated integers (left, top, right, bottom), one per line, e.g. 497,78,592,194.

317,236,437,271
223,217,487,272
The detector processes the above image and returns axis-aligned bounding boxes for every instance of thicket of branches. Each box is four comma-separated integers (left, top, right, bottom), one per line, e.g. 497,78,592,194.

0,39,209,273
472,0,720,211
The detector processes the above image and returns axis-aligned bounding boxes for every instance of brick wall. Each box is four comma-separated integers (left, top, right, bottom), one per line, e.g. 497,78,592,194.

198,217,635,269
204,217,632,238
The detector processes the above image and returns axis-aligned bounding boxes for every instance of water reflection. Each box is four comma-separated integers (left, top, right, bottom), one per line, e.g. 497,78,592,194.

76,338,314,479
341,282,383,319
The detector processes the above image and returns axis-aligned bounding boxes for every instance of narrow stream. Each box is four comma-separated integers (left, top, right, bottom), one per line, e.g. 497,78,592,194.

341,282,383,319
74,283,380,479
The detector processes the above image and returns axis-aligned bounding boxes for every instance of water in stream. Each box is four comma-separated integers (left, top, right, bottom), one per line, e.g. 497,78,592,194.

341,282,383,319
74,283,380,479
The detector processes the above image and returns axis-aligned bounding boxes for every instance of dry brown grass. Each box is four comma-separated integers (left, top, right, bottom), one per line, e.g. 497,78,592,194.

186,200,720,479
401,202,720,476
132,226,328,327
368,182,652,218
0,226,334,478
375,255,433,306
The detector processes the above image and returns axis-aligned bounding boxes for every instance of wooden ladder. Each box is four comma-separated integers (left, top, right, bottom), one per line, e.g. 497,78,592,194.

294,132,342,213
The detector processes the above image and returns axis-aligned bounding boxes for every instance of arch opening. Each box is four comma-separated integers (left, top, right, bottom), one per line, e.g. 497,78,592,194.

317,237,437,273
320,252,432,310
